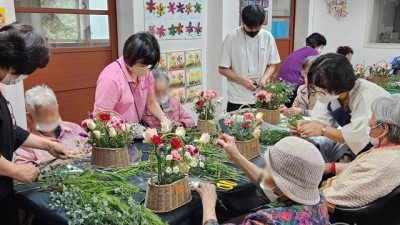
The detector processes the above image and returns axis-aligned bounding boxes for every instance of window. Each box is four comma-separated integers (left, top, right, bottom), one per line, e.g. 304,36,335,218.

367,0,400,46
15,0,112,48
271,0,292,39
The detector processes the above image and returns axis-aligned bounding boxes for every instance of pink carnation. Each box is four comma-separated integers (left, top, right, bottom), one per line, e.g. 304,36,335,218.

243,113,255,122
224,119,232,127
171,150,182,161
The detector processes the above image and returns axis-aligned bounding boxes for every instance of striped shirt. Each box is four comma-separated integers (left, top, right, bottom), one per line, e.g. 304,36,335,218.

13,121,90,164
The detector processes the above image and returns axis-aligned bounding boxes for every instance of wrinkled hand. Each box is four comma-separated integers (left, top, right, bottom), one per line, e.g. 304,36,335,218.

297,121,324,137
194,183,217,206
278,105,288,114
242,78,257,91
172,121,183,127
14,163,40,183
289,120,310,136
160,115,172,133
48,142,69,158
217,134,241,159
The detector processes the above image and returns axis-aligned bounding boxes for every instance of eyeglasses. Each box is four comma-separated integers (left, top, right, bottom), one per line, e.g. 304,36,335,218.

6,101,17,128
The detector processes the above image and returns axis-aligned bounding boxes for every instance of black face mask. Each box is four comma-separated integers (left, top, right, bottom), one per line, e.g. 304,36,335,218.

244,28,260,38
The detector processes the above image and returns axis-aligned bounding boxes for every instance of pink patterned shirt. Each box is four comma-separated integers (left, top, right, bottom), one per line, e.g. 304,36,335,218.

142,97,195,129
13,121,89,164
94,56,155,123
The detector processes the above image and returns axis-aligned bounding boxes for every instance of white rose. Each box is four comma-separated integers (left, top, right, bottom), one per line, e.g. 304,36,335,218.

143,128,158,143
190,159,198,167
173,166,180,174
255,112,264,120
125,123,132,131
165,167,172,174
109,128,117,138
199,133,210,144
166,155,173,161
184,152,191,158
87,119,96,130
199,162,205,168
93,130,102,139
175,127,186,137
252,128,261,139
161,121,170,134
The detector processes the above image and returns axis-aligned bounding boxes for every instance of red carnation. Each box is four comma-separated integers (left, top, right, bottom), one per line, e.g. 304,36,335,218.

196,100,204,106
242,122,249,129
258,93,266,101
81,120,87,128
151,135,163,146
98,112,111,122
171,137,183,149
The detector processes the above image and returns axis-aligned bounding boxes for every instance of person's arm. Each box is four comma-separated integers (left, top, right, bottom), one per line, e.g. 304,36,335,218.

260,64,275,85
146,96,164,120
217,134,263,184
22,133,69,157
324,162,350,175
219,67,256,91
13,147,37,164
0,156,39,183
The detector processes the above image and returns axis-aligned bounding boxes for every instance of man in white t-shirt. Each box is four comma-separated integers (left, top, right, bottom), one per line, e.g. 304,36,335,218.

219,5,280,112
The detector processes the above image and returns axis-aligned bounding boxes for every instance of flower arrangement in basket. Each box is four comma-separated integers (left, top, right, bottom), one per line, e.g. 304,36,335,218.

368,61,393,85
254,82,293,125
224,106,263,160
193,90,223,133
81,111,133,168
353,63,367,78
143,127,209,212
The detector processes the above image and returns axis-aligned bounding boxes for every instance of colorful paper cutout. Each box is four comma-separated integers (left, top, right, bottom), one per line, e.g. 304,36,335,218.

185,50,202,67
0,7,6,29
194,2,202,13
171,87,186,103
158,53,168,70
168,2,176,14
186,85,202,102
157,25,167,38
146,0,156,13
327,0,348,18
169,70,186,88
167,51,185,71
186,68,202,86
177,2,185,13
156,3,166,17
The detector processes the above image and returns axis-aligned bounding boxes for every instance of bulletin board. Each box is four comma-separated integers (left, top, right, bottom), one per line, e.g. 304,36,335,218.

0,7,6,28
157,49,202,102
144,0,204,40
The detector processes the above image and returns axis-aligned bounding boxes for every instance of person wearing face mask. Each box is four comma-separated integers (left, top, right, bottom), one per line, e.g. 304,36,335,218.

141,69,194,129
219,5,280,112
14,85,89,164
292,53,389,162
321,95,400,209
194,135,329,225
0,23,71,225
278,33,326,107
94,32,171,135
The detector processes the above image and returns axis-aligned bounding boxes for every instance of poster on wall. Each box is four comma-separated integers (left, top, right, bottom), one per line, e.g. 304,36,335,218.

0,7,6,28
144,0,204,40
239,0,269,26
171,87,186,103
167,51,185,71
186,67,202,86
168,70,186,88
186,85,202,102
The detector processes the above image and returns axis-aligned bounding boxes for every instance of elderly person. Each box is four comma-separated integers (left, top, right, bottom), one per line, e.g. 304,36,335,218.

195,135,329,225
14,85,89,164
141,70,194,129
336,46,353,61
321,95,400,208
292,53,389,162
279,56,318,117
0,23,69,225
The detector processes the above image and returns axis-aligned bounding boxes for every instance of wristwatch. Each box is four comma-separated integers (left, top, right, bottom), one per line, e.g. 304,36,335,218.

321,125,327,136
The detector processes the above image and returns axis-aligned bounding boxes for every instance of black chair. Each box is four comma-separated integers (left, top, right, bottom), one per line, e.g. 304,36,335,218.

329,186,400,225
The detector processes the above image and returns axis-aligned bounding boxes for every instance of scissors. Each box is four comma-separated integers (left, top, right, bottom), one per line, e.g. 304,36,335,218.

28,157,58,170
216,180,238,191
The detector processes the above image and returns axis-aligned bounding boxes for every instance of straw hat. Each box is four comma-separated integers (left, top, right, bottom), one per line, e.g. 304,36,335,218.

264,136,325,205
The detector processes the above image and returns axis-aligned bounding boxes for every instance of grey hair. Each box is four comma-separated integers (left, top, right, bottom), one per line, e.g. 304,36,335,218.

25,84,58,113
152,69,170,83
371,94,400,143
302,55,318,70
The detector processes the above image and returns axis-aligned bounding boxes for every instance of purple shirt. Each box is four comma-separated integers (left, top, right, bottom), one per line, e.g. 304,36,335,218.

278,47,319,88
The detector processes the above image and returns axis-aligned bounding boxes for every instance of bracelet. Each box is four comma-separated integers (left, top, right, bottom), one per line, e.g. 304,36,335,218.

330,162,336,175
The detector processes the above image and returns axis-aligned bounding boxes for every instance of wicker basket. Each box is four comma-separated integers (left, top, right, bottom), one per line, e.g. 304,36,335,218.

370,75,389,85
235,138,260,160
91,147,130,168
145,176,192,213
197,119,217,133
258,109,281,125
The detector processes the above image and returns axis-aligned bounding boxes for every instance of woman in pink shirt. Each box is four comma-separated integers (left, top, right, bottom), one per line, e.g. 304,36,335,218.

94,32,170,129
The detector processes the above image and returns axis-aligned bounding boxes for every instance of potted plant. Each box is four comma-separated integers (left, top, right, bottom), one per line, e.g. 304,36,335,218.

368,61,393,85
193,90,223,133
224,107,263,160
143,127,208,212
81,111,133,168
255,82,293,125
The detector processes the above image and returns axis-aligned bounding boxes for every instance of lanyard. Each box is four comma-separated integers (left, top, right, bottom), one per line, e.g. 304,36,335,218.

115,60,141,123
244,33,260,75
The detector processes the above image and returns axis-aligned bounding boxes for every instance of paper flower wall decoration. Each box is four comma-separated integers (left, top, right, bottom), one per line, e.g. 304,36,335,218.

185,3,193,15
146,0,156,13
168,24,177,36
148,25,156,36
195,22,203,35
194,2,202,13
177,23,184,35
157,25,167,38
177,2,185,13
327,0,348,18
168,2,176,14
156,3,166,17
186,22,194,34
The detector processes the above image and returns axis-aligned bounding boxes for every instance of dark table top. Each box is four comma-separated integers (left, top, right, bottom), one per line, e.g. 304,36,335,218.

14,142,267,225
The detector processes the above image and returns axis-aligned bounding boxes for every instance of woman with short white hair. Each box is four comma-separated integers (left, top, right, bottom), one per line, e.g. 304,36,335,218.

322,95,400,208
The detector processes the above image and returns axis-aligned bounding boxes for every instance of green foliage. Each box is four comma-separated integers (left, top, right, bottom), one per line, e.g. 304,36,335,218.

379,75,400,89
191,161,248,182
255,82,294,110
192,90,221,120
259,129,291,146
288,114,304,127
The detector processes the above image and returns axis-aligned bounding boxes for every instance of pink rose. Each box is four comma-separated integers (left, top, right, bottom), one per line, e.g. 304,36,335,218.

224,119,232,127
243,113,255,122
171,150,181,161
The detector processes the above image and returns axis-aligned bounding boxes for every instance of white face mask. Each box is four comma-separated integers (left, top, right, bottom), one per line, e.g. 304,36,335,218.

316,92,339,104
1,74,28,85
259,180,281,202
35,118,62,133
366,123,386,146
157,96,169,105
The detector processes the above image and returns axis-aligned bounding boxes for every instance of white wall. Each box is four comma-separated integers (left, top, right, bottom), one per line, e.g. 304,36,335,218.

297,0,400,66
0,0,27,129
